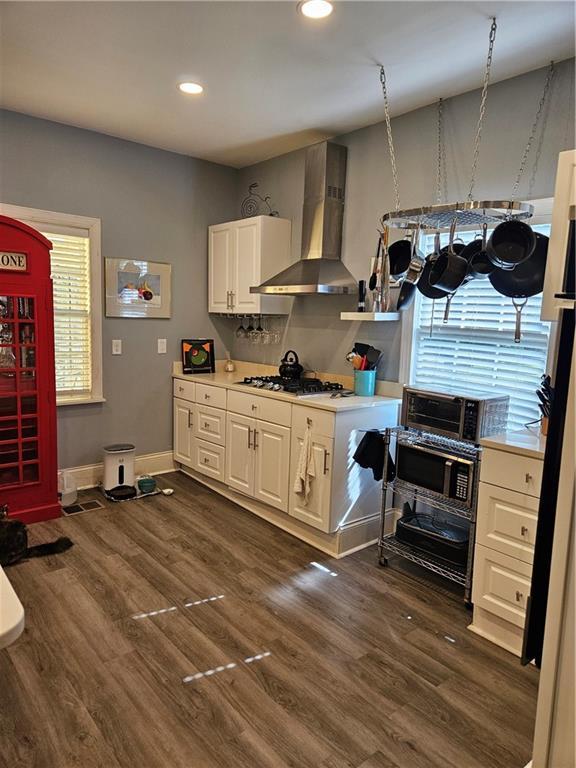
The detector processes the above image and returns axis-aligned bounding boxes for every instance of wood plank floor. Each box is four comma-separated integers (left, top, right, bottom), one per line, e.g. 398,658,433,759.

0,472,538,768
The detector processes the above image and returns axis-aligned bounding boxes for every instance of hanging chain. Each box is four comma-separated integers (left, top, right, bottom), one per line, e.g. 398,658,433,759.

510,61,555,200
467,17,497,201
380,65,400,212
436,98,445,204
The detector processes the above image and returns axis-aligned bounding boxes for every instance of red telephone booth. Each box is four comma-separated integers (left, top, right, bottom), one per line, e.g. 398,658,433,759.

0,215,60,522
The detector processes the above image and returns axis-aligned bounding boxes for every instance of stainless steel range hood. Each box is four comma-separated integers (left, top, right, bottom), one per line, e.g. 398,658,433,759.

250,141,357,295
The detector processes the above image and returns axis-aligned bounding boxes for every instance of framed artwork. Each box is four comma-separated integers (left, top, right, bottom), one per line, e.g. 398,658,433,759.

105,259,171,318
181,339,215,375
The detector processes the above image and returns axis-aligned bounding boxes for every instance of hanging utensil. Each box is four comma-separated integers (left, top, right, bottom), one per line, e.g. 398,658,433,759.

462,222,495,278
429,219,469,293
404,228,425,285
487,219,537,271
368,237,381,291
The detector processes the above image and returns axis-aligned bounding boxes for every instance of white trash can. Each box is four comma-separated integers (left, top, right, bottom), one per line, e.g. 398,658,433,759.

103,444,136,491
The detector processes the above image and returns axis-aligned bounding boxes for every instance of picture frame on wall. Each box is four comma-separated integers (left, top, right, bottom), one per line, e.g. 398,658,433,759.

105,258,171,318
181,339,216,374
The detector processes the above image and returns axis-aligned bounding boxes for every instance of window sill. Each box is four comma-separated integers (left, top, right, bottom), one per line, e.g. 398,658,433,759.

57,396,106,407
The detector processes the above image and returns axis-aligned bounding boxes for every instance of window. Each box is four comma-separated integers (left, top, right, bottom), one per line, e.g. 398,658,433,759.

0,204,103,405
407,208,553,432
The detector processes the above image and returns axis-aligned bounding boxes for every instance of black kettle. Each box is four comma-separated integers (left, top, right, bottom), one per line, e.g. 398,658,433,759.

279,350,303,380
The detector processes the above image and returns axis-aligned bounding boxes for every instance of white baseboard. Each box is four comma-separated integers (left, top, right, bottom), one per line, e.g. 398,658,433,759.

61,451,176,490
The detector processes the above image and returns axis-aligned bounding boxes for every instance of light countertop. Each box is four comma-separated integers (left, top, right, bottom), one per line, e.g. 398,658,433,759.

480,427,547,460
173,371,400,413
0,566,24,649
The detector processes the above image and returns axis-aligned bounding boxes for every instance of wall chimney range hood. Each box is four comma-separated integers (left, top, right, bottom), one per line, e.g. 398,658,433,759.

250,141,357,295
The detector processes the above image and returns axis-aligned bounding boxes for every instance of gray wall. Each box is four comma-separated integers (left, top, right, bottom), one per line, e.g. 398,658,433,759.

229,60,575,378
0,110,238,467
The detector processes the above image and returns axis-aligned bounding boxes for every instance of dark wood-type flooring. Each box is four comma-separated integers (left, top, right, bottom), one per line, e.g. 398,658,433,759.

0,472,539,768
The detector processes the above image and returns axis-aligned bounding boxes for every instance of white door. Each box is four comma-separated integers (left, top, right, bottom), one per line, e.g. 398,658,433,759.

233,218,261,314
225,412,255,495
288,431,333,532
254,420,291,512
173,398,194,467
208,224,233,312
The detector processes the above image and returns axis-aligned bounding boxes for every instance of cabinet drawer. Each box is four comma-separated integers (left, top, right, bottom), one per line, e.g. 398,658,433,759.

173,378,195,403
193,404,226,446
472,544,532,629
476,482,539,564
292,405,335,439
227,390,292,427
195,383,227,410
193,438,225,482
480,448,543,498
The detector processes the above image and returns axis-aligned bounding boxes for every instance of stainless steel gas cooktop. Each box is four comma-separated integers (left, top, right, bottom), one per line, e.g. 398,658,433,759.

236,376,353,397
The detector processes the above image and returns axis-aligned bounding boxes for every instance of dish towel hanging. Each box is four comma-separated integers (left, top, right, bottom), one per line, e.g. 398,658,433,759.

293,425,315,505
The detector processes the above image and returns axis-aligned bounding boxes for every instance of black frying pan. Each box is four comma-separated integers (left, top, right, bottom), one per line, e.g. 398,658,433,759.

489,232,549,342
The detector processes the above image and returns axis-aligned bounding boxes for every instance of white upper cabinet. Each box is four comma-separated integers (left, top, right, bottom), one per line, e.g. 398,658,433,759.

208,215,292,315
208,225,234,313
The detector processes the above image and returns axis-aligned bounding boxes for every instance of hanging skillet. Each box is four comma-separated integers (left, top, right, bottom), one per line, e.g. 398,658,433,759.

489,232,548,342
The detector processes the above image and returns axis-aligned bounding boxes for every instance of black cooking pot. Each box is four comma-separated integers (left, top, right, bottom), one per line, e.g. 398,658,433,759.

279,350,303,379
487,219,536,271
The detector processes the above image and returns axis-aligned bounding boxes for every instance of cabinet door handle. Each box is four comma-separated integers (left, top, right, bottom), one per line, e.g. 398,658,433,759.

230,291,235,309
525,473,532,483
204,393,210,400
178,385,184,393
226,291,231,310
521,525,529,537
253,430,258,450
323,450,330,475
188,410,193,428
247,427,252,449
515,591,523,602
204,422,210,430
203,457,209,464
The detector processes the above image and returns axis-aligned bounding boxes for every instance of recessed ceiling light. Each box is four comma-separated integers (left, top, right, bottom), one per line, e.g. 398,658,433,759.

178,82,203,95
299,0,333,19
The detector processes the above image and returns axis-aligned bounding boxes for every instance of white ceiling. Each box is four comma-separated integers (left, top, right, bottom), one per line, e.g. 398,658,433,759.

0,1,574,168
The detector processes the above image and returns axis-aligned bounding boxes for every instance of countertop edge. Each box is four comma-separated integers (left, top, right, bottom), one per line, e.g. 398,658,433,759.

172,373,400,413
480,429,546,460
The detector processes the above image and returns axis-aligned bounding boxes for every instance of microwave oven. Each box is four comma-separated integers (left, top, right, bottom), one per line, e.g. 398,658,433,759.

401,387,509,444
396,436,477,508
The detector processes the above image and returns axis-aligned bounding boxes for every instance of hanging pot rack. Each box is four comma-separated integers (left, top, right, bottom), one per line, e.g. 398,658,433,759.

380,199,534,231
379,18,537,231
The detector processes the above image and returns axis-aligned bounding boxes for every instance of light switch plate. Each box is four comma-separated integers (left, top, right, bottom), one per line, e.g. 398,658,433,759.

112,339,122,355
157,338,167,354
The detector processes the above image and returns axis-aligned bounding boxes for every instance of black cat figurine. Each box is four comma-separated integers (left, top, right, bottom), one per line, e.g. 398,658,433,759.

0,504,73,566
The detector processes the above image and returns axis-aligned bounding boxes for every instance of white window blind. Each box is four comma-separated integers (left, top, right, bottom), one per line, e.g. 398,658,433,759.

411,225,551,431
44,229,92,397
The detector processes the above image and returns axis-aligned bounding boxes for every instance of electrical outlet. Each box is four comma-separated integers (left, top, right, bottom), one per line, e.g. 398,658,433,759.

157,338,167,354
112,339,122,355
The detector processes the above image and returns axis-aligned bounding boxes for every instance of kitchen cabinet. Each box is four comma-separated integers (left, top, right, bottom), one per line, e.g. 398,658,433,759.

289,430,333,530
208,216,292,315
173,398,194,466
225,411,290,512
254,420,291,511
469,434,544,656
225,412,255,496
172,374,400,556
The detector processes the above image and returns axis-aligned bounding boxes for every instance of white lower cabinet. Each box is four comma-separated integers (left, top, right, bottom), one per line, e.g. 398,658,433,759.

225,412,290,512
470,436,544,656
226,412,255,496
173,378,400,543
173,398,194,466
254,421,291,512
193,438,226,482
288,431,333,531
